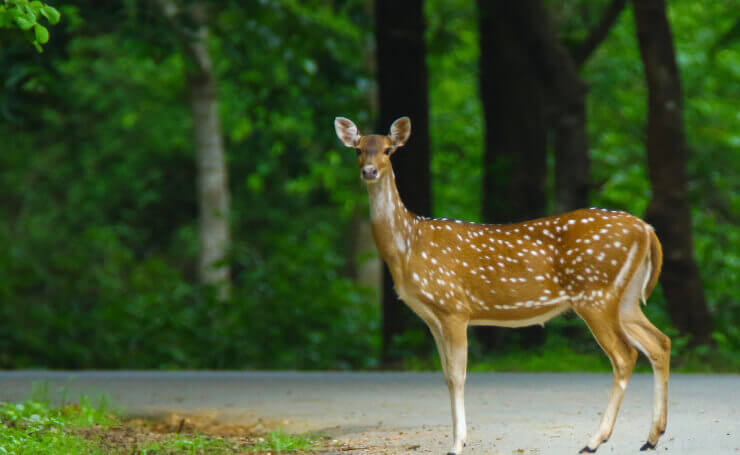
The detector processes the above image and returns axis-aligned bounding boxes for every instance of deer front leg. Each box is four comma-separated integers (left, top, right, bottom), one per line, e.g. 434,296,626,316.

436,317,469,455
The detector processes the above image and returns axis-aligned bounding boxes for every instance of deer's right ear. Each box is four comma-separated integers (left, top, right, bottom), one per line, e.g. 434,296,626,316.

334,117,360,148
389,116,411,147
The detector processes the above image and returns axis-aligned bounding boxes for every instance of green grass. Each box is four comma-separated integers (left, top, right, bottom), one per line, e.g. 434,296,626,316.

133,434,234,454
249,429,319,452
0,398,112,454
0,383,321,454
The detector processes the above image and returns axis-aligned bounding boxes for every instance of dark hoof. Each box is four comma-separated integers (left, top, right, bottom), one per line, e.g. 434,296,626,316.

579,447,597,453
640,441,656,451
447,453,457,455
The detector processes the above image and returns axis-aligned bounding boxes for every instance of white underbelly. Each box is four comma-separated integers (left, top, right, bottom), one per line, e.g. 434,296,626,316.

469,304,570,328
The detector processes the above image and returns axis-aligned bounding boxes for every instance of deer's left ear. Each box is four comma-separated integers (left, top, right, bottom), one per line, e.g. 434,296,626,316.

334,117,360,147
389,117,411,147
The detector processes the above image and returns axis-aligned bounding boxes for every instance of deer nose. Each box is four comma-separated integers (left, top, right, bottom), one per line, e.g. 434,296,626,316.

361,164,378,180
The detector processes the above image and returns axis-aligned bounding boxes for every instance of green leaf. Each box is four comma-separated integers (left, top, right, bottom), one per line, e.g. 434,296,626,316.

14,15,36,30
34,23,49,44
41,5,60,25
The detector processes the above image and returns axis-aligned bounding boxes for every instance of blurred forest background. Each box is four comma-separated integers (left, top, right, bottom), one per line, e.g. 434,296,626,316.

0,0,737,371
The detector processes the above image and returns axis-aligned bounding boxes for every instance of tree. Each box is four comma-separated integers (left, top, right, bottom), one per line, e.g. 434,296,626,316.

633,0,712,344
500,0,590,216
157,0,231,299
375,0,432,364
476,0,549,348
556,0,627,213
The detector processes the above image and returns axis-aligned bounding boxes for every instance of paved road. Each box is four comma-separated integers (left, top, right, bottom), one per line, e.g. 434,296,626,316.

0,371,737,454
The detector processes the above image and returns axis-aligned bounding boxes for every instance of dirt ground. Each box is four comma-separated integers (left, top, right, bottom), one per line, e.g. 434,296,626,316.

1,371,738,454
74,411,383,453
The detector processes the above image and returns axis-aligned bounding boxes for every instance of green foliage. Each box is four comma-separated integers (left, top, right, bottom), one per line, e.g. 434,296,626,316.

0,0,60,51
248,429,319,452
0,0,379,370
0,388,116,455
135,434,233,454
0,388,319,454
0,0,737,371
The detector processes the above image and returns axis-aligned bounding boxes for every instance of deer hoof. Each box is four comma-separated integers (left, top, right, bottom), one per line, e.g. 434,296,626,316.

640,441,656,451
579,446,597,453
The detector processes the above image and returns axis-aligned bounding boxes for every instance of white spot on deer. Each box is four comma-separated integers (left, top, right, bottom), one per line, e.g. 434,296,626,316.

412,273,420,282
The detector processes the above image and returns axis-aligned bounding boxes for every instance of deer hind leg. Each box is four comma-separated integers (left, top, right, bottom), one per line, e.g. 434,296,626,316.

434,316,468,455
577,306,638,453
619,295,671,449
615,256,671,450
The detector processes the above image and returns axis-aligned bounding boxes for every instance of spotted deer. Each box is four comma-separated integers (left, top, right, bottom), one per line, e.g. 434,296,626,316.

335,116,671,454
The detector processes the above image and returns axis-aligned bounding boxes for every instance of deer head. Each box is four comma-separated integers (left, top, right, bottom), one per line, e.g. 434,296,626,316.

334,116,411,182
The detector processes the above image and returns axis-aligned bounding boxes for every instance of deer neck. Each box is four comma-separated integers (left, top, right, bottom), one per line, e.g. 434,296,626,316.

367,169,413,271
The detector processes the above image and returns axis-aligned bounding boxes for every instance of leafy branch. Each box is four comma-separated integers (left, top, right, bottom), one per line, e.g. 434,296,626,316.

0,0,61,51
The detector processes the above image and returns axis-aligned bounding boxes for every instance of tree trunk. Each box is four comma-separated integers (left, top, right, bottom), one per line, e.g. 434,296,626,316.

514,1,591,214
633,0,712,344
553,96,590,213
477,0,548,349
188,60,231,300
553,0,629,214
554,0,628,213
375,0,432,365
158,0,231,299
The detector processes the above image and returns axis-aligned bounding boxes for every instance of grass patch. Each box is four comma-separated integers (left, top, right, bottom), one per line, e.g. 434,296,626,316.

249,429,318,452
0,397,114,454
132,433,233,454
0,383,322,454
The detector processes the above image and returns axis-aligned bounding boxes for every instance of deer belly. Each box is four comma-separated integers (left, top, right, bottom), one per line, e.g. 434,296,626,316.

469,303,570,328
466,283,572,327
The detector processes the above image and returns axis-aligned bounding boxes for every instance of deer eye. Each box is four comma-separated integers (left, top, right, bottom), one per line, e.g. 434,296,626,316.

355,148,362,156
384,148,392,155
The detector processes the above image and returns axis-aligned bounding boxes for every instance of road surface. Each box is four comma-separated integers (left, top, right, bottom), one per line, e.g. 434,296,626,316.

0,371,737,454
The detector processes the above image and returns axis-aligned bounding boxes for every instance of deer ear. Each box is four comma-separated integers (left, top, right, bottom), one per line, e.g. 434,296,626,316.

334,117,360,147
389,116,411,147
